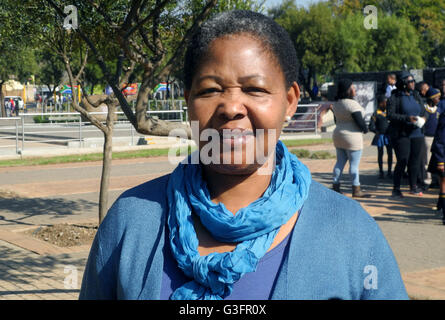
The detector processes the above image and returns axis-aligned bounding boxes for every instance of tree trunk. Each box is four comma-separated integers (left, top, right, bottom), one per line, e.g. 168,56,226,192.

98,128,113,224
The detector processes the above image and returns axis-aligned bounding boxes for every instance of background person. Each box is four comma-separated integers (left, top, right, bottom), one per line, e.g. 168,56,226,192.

440,79,445,101
384,73,397,98
369,95,393,179
416,81,430,99
421,88,441,190
79,10,407,300
427,91,445,225
331,79,370,198
387,71,426,197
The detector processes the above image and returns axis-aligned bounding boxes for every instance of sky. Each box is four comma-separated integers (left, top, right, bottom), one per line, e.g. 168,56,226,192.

264,0,323,9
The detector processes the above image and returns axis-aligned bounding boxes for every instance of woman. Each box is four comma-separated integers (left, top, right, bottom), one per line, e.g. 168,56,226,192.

79,10,407,300
387,72,426,198
331,79,370,197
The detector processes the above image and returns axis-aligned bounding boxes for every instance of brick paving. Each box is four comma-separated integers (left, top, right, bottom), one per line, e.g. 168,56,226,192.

0,136,444,299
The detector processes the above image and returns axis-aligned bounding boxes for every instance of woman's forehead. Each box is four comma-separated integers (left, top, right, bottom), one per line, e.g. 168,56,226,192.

196,35,283,75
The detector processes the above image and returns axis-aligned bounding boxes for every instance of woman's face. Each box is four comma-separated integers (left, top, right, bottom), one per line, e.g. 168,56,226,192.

349,85,356,98
405,76,416,91
185,34,300,175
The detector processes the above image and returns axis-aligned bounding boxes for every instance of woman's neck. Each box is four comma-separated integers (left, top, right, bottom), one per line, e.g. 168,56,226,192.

202,166,273,215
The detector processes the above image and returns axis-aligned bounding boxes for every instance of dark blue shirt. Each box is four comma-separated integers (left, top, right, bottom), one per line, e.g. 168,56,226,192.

400,93,423,138
160,229,292,300
438,100,445,114
424,107,440,137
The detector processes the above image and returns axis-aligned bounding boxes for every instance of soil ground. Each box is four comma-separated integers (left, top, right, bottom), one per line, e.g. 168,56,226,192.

24,223,97,248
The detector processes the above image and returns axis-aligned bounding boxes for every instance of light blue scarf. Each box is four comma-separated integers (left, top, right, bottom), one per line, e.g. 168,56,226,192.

166,140,312,300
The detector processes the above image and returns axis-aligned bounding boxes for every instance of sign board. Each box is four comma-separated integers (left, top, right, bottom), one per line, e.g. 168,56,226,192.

409,69,424,82
353,81,376,122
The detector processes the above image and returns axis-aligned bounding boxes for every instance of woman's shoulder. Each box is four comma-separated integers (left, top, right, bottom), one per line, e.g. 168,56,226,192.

304,181,378,234
99,174,170,236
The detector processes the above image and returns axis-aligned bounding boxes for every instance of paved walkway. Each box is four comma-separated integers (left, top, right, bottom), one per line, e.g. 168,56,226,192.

0,134,444,300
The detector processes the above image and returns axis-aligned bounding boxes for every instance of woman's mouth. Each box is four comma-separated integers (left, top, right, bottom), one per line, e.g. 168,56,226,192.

219,128,255,147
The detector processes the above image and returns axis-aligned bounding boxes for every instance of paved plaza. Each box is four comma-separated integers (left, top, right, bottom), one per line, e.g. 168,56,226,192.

0,134,444,300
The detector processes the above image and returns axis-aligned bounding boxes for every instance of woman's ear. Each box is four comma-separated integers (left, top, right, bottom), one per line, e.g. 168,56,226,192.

285,82,300,118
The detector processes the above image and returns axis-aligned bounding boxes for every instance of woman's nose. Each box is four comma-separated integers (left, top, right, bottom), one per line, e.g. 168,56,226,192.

216,91,247,121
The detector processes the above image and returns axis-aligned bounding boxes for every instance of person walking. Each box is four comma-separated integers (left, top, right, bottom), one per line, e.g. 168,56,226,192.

5,99,11,117
331,79,370,198
387,71,426,198
369,95,393,179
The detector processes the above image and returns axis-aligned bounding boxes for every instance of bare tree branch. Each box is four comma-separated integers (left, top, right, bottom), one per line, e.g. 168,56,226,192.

158,0,217,79
123,0,170,39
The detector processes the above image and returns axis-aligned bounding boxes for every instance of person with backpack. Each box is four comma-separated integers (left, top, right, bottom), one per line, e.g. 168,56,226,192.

369,95,393,179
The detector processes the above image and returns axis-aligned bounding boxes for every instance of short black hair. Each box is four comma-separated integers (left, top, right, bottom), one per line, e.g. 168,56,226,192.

335,78,353,100
377,94,387,104
183,10,299,90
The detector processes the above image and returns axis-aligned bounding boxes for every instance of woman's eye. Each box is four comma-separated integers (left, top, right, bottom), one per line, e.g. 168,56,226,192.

197,88,220,96
243,87,268,94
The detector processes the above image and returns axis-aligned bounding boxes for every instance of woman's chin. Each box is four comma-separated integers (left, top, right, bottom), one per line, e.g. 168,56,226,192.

205,162,260,176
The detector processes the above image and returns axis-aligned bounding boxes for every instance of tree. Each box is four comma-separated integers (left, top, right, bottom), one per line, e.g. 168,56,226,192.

335,12,424,72
0,1,38,116
273,0,426,85
329,0,445,68
16,0,263,223
273,1,339,99
35,47,65,98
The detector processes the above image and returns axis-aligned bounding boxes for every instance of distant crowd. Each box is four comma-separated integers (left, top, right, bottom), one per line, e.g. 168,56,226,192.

331,72,445,225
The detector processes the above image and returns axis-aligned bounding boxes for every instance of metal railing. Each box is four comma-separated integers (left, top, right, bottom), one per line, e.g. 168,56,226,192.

282,104,321,134
0,103,321,155
0,109,185,154
0,117,21,154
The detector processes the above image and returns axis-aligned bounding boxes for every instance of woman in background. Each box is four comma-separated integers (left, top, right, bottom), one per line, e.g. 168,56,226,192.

331,79,370,198
369,95,393,179
387,72,426,198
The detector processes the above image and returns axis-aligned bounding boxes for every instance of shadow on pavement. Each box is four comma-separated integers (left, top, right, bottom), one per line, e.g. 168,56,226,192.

311,170,445,226
0,196,96,226
0,242,86,297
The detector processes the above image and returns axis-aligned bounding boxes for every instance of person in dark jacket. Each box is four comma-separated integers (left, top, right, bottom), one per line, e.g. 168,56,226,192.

421,88,441,189
369,95,393,179
427,89,445,225
387,71,427,197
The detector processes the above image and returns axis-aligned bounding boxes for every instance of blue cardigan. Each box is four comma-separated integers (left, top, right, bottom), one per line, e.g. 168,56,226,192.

79,175,408,300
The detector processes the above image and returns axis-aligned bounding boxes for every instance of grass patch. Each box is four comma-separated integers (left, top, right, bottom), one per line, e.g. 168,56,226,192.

309,151,336,159
281,138,332,148
0,146,197,168
0,138,331,168
290,149,311,158
291,149,335,159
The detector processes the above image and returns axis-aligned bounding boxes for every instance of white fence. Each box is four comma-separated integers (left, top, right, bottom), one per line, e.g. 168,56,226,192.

0,104,321,155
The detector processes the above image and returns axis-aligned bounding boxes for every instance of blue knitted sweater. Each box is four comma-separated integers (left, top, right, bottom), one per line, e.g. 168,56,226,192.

79,175,408,300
